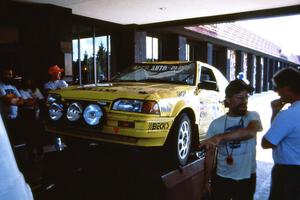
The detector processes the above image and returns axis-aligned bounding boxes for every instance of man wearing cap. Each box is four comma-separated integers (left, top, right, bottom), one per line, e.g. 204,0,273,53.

200,79,263,200
44,65,68,94
261,67,300,200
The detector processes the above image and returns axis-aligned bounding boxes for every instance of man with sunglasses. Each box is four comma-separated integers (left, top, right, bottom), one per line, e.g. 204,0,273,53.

201,79,263,200
261,67,300,200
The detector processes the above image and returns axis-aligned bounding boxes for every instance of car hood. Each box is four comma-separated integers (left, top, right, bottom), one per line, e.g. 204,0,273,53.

55,82,195,101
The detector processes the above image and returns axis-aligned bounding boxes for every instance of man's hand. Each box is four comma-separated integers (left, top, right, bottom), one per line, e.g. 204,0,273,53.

271,98,286,113
10,97,19,104
199,135,221,150
6,93,16,99
11,97,24,106
261,137,275,149
271,98,286,122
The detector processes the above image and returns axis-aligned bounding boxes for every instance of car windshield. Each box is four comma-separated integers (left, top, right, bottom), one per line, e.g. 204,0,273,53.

112,63,196,85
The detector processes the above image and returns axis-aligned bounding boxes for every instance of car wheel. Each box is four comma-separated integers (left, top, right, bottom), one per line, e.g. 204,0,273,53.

170,113,192,166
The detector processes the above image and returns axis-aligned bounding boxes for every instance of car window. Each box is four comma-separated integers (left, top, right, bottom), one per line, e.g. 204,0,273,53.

212,67,229,96
200,66,216,82
112,63,196,85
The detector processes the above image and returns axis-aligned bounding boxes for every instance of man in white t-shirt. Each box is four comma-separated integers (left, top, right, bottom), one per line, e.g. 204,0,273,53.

0,68,24,144
200,79,263,200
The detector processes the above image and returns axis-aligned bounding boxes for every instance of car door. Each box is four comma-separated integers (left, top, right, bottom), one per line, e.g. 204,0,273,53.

197,65,225,140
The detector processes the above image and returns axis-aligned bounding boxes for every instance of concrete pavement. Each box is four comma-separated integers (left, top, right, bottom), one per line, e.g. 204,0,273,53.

249,91,279,200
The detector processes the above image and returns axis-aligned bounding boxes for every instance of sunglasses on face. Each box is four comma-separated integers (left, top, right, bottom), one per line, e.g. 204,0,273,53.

232,94,250,100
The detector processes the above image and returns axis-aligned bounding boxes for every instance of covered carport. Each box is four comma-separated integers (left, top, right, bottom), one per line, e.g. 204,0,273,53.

1,0,299,85
0,0,300,200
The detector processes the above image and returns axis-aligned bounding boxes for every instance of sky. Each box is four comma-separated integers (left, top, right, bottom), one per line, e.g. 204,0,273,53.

72,36,108,61
236,14,300,55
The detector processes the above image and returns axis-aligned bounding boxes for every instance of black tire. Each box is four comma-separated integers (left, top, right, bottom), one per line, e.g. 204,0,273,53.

169,113,192,166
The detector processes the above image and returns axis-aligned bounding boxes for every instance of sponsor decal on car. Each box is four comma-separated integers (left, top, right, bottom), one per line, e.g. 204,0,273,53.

148,122,170,130
177,91,186,97
159,101,173,113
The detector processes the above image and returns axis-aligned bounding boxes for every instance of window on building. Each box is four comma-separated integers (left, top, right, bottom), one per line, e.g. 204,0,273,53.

146,36,159,62
72,35,111,85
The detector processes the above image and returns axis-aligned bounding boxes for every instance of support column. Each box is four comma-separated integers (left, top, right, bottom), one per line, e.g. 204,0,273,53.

178,36,187,61
283,62,287,69
214,46,230,79
134,31,146,63
161,34,187,61
247,53,255,88
255,56,263,93
198,41,213,65
113,26,135,72
207,43,213,65
279,61,284,71
263,57,270,91
235,50,244,77
269,59,275,90
274,60,279,73
113,26,147,73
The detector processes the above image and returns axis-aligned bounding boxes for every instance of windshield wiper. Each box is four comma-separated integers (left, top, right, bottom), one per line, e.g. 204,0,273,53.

142,79,186,84
113,80,140,82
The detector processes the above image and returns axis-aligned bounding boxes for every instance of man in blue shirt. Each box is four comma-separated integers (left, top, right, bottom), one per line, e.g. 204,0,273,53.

262,67,300,200
201,80,263,200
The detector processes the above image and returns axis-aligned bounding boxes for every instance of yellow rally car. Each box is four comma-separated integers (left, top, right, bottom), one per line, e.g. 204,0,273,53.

45,61,228,165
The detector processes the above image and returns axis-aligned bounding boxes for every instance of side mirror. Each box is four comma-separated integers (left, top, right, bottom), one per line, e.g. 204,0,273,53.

198,80,219,91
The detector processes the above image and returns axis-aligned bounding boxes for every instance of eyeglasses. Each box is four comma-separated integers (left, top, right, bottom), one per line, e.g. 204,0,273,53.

233,94,250,101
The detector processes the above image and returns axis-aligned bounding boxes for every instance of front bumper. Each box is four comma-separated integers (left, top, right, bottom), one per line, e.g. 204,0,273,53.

45,115,174,147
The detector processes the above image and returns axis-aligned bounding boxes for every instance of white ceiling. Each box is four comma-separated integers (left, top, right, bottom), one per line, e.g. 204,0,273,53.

17,0,300,25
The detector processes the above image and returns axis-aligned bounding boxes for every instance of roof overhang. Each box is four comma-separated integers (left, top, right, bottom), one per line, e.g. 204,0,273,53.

15,0,300,26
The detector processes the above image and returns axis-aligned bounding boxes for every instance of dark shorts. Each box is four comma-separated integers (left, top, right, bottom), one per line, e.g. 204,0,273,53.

211,173,256,200
269,164,300,200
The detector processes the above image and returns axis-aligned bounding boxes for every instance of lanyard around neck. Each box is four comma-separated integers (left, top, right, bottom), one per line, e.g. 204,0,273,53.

224,115,244,156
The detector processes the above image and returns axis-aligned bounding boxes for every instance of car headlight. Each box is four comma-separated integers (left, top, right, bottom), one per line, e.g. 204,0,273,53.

112,99,160,114
49,102,63,121
47,93,62,104
67,102,82,122
83,104,103,126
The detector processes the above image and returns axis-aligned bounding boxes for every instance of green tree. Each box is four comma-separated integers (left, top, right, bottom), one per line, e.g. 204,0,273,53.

96,42,108,81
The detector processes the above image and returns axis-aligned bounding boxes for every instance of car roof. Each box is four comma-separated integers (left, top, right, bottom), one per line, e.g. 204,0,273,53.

138,61,194,65
137,61,219,69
